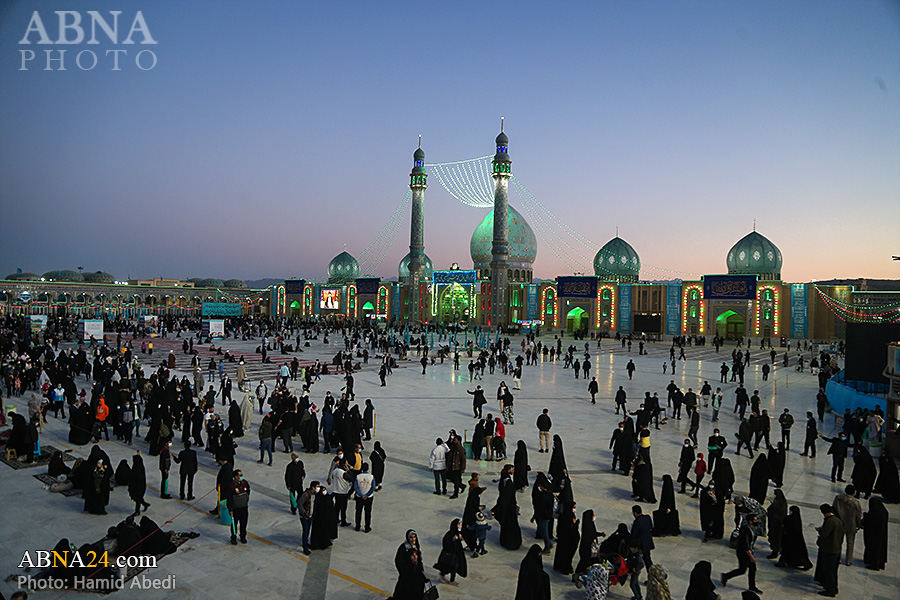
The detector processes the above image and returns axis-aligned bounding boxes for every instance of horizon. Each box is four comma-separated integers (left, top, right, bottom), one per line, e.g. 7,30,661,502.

1,1,898,283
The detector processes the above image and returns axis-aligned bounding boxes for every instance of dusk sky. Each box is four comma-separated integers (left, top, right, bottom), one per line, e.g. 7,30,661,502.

1,1,898,285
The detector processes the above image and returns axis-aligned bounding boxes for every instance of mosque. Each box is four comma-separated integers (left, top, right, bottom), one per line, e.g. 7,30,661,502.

278,125,857,344
2,127,890,346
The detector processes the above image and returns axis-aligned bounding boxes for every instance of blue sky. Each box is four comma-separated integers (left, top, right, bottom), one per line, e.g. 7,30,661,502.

1,0,897,283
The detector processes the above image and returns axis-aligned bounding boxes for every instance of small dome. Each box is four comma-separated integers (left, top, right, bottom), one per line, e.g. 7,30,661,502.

496,131,508,146
399,252,434,280
470,206,537,270
223,279,246,288
594,237,640,283
327,251,360,285
5,272,38,281
191,278,223,288
727,231,782,279
42,270,84,282
414,147,425,160
83,271,116,284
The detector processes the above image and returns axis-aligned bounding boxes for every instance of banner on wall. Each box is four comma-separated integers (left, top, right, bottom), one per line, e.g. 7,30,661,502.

666,284,681,336
703,275,757,300
201,319,225,339
284,279,305,294
392,284,400,319
355,278,380,295
619,285,632,333
433,270,476,285
526,284,539,320
791,284,808,339
202,302,242,317
557,276,598,298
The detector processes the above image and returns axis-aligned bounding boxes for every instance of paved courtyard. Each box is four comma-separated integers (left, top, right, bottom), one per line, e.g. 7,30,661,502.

1,332,897,599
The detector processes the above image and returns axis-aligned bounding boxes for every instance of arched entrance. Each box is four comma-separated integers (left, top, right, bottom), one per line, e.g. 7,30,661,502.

566,307,588,333
439,283,470,324
361,301,375,319
716,310,744,340
290,300,301,317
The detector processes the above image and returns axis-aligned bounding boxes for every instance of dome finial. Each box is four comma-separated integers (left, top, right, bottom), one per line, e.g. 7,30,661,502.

418,134,422,149
500,116,504,133
616,225,619,237
344,243,347,251
753,218,756,232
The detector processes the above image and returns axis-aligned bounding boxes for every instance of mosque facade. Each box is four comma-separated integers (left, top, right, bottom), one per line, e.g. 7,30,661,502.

0,127,888,344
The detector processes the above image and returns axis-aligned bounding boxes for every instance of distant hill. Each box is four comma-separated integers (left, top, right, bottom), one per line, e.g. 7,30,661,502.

244,278,284,289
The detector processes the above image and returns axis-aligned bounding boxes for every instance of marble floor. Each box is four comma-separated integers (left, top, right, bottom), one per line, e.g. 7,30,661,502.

1,333,897,599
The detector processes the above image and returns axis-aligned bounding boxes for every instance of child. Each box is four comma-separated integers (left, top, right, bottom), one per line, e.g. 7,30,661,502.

468,511,492,558
625,540,644,600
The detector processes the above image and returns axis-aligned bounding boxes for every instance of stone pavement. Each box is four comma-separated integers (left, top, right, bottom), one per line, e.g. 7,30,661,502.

1,334,897,600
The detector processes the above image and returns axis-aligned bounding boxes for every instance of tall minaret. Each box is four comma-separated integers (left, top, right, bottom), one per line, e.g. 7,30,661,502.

407,136,427,323
490,118,511,327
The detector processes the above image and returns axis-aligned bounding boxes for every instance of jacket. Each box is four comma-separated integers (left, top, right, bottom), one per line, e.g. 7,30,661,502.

536,414,552,432
631,514,655,551
832,493,862,534
227,479,251,510
174,448,198,474
817,514,843,554
285,459,306,490
448,442,466,472
298,488,315,519
429,444,449,470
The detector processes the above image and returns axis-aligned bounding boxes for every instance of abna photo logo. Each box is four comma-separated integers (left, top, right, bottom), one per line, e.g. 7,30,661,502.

18,11,158,71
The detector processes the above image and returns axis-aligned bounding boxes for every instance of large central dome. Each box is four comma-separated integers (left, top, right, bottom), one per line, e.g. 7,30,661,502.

727,231,782,280
594,236,640,283
327,251,360,285
470,205,537,270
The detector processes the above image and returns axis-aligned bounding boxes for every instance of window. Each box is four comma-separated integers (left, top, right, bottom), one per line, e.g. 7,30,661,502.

690,307,697,318
691,290,698,301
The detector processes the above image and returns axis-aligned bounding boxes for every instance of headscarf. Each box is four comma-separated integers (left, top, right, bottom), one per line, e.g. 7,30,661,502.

645,563,672,600
685,560,716,600
403,529,419,552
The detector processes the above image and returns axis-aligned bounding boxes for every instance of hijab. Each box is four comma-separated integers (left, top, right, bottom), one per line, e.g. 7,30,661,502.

686,560,716,600
645,563,672,600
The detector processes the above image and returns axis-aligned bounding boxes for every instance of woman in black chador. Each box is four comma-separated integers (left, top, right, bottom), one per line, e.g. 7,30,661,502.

652,473,681,536
433,518,467,585
775,505,813,569
574,509,601,574
851,446,877,499
392,529,427,600
515,545,551,600
685,560,717,600
862,496,888,570
873,453,900,502
309,488,337,550
552,502,580,575
513,440,530,490
471,419,485,461
749,454,770,503
300,407,319,453
491,464,522,550
48,451,71,477
548,435,567,491
228,400,243,438
714,457,735,502
461,475,485,552
631,455,656,503
618,417,636,476
699,481,724,541
128,454,151,516
82,459,110,515
599,522,630,555
765,488,788,559
114,458,131,487
370,441,386,490
768,441,786,488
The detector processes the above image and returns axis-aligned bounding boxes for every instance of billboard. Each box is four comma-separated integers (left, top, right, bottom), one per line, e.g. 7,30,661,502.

201,319,225,339
703,275,757,300
26,315,47,333
557,276,598,298
202,302,242,317
78,319,104,341
526,284,539,320
320,289,341,310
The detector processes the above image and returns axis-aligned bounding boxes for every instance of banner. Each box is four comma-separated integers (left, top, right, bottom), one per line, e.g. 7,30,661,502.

557,276,598,298
666,284,681,336
78,319,104,341
433,270,476,285
392,284,400,319
791,284,808,339
703,275,757,300
202,319,225,339
320,289,341,310
284,279,305,294
355,277,380,295
526,284,539,320
202,302,243,317
27,315,47,333
619,285,632,333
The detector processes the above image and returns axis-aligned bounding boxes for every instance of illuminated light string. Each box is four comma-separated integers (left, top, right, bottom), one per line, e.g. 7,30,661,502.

517,192,585,272
515,183,596,269
754,285,780,336
357,190,412,276
812,285,900,312
816,289,900,323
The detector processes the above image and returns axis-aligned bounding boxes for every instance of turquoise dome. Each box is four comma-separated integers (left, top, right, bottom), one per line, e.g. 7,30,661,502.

6,272,38,281
399,252,434,280
594,237,640,283
223,279,246,288
42,270,84,282
327,251,360,285
727,231,782,280
83,271,116,284
470,205,537,270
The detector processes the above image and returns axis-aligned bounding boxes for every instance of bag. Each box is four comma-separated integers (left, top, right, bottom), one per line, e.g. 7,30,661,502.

728,527,740,549
159,422,171,439
219,499,233,526
423,581,440,600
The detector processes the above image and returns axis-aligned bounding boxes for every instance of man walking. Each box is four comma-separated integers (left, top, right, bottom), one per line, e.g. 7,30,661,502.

778,408,794,450
227,469,251,545
707,428,727,474
285,453,306,515
615,386,627,414
802,411,818,457
429,438,449,495
588,377,598,404
536,408,551,453
298,481,318,555
721,513,763,594
832,485,861,566
630,505,655,567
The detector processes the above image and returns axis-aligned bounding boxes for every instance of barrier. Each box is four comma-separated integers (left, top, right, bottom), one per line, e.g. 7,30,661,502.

824,370,887,415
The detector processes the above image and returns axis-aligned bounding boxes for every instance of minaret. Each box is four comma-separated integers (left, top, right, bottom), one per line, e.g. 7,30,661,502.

407,136,427,322
490,118,511,327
